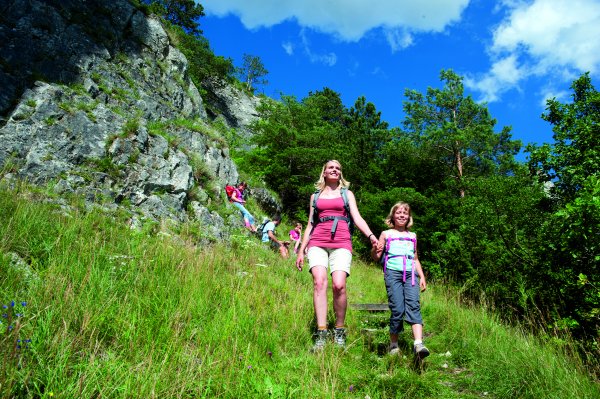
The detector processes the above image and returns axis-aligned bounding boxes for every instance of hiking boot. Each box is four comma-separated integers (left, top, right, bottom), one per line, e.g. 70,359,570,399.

311,330,329,352
413,343,430,359
333,327,347,348
389,343,400,355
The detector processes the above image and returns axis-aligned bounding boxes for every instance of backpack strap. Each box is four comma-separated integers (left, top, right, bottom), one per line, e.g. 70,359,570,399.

340,188,354,234
381,235,417,286
310,190,321,235
311,189,353,238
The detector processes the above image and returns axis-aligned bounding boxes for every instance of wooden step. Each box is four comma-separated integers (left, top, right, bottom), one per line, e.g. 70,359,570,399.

350,303,389,312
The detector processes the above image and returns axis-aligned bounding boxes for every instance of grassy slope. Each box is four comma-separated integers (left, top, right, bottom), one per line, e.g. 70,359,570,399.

1,185,598,398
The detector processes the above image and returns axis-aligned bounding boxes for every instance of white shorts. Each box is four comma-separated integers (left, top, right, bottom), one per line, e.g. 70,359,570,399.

306,247,352,276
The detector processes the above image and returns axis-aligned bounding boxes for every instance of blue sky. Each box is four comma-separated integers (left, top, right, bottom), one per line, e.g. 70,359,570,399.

198,0,600,155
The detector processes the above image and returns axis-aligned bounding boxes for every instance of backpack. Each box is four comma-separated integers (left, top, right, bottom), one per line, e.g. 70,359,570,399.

257,219,271,237
225,185,236,202
311,188,354,237
380,234,417,286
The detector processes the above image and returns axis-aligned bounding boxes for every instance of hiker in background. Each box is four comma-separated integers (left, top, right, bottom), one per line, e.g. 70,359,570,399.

229,182,257,233
261,215,290,258
371,201,429,359
237,181,249,201
296,160,378,351
289,222,302,254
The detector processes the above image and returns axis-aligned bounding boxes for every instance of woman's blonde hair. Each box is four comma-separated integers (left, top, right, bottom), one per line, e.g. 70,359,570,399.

314,160,350,191
385,202,414,229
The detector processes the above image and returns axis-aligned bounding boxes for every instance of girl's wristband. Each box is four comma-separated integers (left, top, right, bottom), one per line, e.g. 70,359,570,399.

368,233,375,240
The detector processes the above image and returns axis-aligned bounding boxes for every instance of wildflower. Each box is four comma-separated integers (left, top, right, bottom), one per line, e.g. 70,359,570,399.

349,385,354,392
21,301,27,306
247,365,252,369
2,304,7,309
1,313,7,318
267,350,273,358
10,301,15,307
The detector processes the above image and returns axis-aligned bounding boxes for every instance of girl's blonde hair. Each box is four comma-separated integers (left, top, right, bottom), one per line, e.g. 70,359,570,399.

314,160,350,191
385,202,414,229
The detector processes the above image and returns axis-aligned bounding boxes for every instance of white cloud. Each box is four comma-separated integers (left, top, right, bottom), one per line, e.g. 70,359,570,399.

465,55,525,103
296,29,337,66
371,66,388,79
282,41,294,55
467,0,600,102
201,0,470,42
384,28,414,53
347,61,360,77
538,87,570,108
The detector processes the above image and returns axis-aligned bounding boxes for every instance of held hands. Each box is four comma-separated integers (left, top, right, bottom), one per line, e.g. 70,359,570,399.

368,234,379,248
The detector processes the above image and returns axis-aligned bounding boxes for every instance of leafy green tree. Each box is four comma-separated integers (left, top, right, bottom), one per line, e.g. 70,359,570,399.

241,94,339,216
527,73,600,340
527,73,600,204
451,173,548,311
142,0,204,35
238,54,269,92
304,87,345,125
403,69,521,197
338,96,390,192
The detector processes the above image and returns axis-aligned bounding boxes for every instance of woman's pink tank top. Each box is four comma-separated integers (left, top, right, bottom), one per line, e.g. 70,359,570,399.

308,197,352,252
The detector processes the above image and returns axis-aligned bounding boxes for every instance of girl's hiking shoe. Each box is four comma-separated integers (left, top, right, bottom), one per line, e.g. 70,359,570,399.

311,330,329,352
333,327,346,348
413,343,430,359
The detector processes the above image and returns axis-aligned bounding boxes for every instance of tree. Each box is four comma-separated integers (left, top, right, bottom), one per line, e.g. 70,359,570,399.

403,69,521,197
526,73,600,340
143,0,204,36
241,94,339,215
238,54,268,92
304,87,345,125
527,73,600,203
338,96,390,191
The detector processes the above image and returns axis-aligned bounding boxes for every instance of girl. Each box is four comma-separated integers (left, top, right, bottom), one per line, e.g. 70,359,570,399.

231,182,257,232
289,223,302,254
296,160,378,351
371,202,429,358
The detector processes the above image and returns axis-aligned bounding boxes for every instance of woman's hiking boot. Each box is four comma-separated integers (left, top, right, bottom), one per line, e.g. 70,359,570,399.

413,342,430,359
333,327,347,349
311,330,329,352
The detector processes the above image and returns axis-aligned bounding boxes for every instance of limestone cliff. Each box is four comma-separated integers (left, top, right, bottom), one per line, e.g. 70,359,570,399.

0,0,276,241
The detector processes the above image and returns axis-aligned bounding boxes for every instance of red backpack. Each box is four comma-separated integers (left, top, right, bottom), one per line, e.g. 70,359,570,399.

225,185,236,202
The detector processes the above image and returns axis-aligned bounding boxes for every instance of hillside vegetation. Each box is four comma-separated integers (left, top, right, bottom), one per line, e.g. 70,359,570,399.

1,184,598,398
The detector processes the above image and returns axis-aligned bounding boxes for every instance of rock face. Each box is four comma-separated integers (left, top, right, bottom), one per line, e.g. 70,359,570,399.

0,0,279,241
202,77,262,149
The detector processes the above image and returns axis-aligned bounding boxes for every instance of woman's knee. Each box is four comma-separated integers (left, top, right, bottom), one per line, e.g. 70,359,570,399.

312,271,328,291
331,280,346,296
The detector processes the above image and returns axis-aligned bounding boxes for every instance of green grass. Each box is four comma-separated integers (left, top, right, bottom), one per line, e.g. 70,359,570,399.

1,184,598,398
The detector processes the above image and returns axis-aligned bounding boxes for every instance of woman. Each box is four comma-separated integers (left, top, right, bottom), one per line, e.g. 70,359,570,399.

231,182,257,232
296,160,378,351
